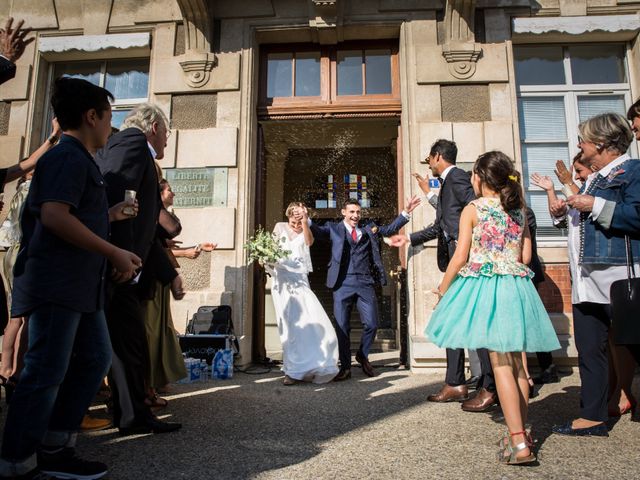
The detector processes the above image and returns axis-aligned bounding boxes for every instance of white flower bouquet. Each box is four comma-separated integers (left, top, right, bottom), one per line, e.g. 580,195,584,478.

244,227,291,267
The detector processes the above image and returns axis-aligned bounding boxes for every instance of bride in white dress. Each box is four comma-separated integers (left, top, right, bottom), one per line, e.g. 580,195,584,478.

270,202,339,385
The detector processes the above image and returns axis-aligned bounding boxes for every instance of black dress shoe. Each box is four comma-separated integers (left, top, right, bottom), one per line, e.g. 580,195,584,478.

119,417,182,436
355,352,377,377
551,421,608,437
533,364,559,385
333,369,351,381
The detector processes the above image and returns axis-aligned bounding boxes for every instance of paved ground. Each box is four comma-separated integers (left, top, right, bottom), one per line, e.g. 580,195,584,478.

2,354,639,479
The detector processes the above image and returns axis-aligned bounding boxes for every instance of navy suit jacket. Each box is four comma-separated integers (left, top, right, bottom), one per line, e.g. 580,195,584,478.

0,56,16,85
311,214,409,289
410,166,475,272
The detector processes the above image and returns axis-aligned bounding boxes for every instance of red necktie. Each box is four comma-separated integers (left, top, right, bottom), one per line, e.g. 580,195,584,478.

351,228,358,242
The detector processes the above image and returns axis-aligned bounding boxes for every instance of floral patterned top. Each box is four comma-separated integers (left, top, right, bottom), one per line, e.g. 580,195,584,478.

458,197,533,279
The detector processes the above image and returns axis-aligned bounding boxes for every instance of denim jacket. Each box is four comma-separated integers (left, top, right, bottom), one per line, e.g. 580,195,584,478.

580,158,640,265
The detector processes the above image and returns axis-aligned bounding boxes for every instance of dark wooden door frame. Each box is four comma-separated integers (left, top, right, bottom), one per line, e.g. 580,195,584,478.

251,124,267,364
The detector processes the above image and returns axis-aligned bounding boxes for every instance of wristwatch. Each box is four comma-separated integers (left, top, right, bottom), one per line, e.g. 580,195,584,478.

48,134,59,145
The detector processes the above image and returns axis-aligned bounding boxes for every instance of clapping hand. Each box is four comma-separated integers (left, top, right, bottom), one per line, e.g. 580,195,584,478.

531,173,554,192
404,195,421,214
0,18,34,63
554,160,572,186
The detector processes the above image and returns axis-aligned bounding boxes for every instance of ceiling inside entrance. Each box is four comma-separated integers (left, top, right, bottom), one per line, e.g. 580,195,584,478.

261,118,399,156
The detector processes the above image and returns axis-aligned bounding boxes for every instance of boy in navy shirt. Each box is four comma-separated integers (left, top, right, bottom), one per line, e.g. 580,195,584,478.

0,77,141,480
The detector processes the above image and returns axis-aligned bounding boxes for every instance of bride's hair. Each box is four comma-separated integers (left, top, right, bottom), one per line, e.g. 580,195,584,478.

285,202,305,218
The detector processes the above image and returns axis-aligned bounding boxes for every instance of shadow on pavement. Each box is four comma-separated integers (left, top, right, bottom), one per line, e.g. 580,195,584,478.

78,367,445,479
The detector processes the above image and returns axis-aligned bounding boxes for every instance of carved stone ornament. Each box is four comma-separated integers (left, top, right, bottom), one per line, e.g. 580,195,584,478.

309,0,343,44
175,0,217,88
441,0,482,80
179,52,217,88
442,42,482,79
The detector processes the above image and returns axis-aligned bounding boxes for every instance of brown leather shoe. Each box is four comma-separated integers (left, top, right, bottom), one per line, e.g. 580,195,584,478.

355,352,377,377
334,369,351,381
461,388,498,412
427,384,469,402
80,415,113,432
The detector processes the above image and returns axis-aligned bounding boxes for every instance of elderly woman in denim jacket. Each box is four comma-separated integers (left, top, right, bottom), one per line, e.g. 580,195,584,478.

549,113,640,435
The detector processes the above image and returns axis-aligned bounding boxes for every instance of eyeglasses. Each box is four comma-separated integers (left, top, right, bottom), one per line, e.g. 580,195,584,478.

577,135,584,144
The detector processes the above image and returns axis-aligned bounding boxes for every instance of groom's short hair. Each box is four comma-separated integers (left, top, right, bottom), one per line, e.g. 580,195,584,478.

429,139,457,164
342,199,360,209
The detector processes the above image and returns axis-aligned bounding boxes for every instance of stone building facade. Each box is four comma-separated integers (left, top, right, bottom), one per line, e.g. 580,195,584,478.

2,0,639,371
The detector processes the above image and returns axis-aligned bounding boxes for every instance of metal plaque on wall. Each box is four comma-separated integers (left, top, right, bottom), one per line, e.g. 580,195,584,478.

164,167,228,208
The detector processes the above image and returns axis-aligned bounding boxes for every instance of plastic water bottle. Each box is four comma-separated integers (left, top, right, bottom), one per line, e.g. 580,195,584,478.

200,360,208,382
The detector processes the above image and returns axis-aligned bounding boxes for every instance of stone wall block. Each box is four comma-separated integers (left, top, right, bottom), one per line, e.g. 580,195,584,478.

453,122,485,163
153,52,241,94
0,135,24,166
559,0,587,16
416,44,508,84
483,121,515,158
413,84,442,123
418,122,453,164
171,206,236,249
81,0,113,35
176,127,237,167
0,66,31,101
10,0,58,29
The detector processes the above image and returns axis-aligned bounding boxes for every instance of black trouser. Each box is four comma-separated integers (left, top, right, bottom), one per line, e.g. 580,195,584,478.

105,283,153,428
573,302,610,423
445,348,496,392
535,351,554,371
624,345,640,367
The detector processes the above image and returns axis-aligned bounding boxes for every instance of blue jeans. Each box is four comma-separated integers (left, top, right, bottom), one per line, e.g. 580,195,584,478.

0,304,111,473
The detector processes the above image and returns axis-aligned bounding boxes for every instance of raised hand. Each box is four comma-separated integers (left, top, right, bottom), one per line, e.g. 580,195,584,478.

412,172,431,195
0,18,34,63
554,160,572,186
531,173,554,192
404,195,421,213
51,117,62,138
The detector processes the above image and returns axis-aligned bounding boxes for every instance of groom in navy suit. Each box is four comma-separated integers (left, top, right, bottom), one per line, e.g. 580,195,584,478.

311,196,420,380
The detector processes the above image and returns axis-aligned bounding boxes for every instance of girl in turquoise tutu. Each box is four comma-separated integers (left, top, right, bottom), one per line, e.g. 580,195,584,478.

426,150,560,466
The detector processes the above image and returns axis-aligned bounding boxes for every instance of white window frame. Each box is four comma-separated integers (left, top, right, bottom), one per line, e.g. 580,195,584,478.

516,43,636,243
44,58,150,137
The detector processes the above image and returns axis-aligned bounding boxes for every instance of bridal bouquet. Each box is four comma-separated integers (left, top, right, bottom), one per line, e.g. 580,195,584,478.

244,227,290,267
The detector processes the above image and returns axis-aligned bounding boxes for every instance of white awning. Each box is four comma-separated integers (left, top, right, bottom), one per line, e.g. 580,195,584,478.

39,32,150,54
513,14,640,40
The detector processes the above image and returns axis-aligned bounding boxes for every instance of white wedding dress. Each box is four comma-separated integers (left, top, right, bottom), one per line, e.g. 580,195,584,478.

270,223,339,383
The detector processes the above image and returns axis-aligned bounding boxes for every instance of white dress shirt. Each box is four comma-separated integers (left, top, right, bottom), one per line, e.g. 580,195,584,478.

426,165,455,202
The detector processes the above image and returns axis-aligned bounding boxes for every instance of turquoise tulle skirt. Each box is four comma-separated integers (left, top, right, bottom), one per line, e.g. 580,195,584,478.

425,274,561,353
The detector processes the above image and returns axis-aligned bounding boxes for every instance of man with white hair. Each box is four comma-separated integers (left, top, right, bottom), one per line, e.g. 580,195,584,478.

96,103,182,435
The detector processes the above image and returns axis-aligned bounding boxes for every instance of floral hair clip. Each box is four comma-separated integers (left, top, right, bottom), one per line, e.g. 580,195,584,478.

508,175,518,182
